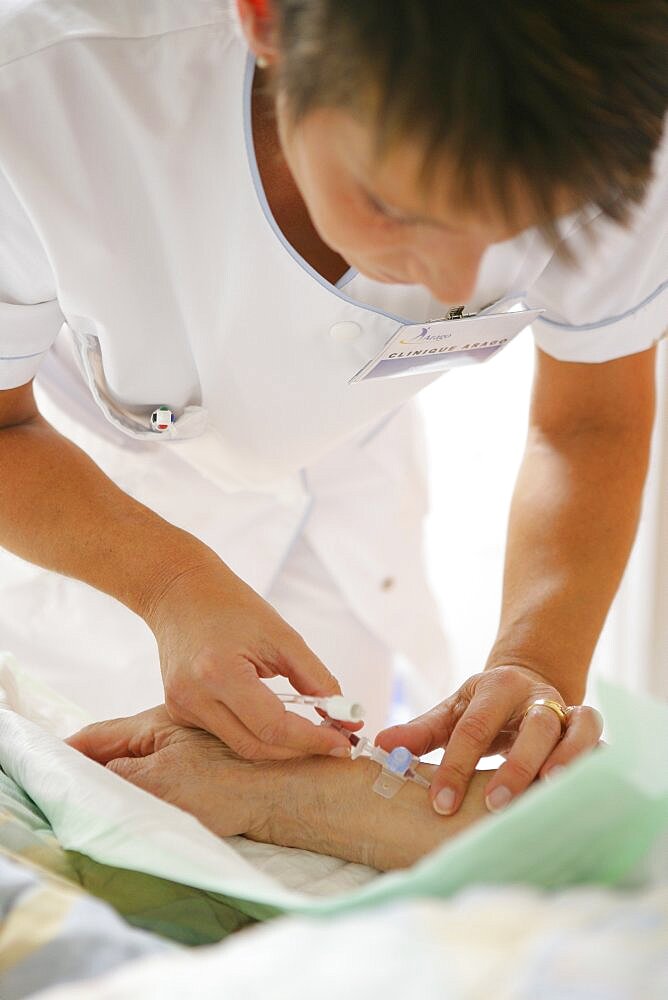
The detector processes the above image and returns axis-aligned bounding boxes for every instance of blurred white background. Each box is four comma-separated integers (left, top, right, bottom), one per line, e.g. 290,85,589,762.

419,330,668,706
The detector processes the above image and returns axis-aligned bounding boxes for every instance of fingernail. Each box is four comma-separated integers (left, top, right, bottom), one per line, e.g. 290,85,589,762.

329,746,351,758
545,765,566,782
486,786,512,813
433,787,456,815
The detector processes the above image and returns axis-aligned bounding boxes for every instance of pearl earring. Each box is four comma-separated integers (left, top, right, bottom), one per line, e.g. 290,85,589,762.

256,55,269,69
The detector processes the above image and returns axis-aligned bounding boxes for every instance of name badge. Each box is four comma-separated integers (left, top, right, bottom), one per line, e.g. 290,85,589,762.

349,302,544,383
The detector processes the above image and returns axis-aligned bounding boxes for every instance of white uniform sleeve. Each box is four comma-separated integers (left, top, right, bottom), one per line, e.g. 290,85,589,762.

527,125,668,363
0,164,64,390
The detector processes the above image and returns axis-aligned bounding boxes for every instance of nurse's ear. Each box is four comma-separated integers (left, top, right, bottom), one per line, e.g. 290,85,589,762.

236,0,280,69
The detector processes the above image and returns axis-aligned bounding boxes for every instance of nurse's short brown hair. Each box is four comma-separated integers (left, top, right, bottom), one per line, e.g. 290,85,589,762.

273,0,668,233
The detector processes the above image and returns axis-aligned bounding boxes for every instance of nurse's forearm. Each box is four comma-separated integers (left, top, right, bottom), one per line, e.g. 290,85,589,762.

0,413,218,617
486,420,652,704
1,389,348,758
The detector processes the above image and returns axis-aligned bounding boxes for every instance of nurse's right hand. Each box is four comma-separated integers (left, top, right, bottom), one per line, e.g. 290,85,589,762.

139,558,353,761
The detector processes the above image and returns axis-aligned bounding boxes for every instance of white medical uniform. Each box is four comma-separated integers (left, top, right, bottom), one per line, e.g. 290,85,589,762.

0,1,666,730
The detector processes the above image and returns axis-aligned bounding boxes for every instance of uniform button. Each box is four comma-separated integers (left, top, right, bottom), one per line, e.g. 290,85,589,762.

150,406,175,432
329,321,362,342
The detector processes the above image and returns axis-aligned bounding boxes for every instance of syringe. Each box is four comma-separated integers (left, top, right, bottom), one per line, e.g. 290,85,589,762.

277,693,365,723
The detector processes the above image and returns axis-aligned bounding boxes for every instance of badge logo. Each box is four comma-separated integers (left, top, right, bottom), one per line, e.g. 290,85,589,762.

400,326,453,345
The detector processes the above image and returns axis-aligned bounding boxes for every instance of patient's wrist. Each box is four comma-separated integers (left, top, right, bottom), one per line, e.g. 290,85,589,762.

247,756,377,866
246,756,490,871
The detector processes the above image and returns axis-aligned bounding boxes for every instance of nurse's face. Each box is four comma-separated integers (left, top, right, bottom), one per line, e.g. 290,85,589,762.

277,102,571,304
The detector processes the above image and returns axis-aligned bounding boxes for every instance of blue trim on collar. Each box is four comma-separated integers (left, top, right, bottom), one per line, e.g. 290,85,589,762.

536,277,668,332
0,350,44,360
336,266,357,289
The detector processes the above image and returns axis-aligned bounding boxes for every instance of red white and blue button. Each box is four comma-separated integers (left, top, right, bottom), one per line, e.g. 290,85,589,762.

150,406,175,432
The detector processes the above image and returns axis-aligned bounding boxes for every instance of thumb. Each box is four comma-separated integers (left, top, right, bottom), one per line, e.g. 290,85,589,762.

66,706,172,763
66,718,140,763
376,703,456,756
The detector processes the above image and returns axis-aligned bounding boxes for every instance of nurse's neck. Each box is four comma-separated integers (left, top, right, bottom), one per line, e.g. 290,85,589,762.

251,68,350,286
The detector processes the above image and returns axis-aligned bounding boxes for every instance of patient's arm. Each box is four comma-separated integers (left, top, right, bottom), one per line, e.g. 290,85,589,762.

69,707,491,871
251,752,490,871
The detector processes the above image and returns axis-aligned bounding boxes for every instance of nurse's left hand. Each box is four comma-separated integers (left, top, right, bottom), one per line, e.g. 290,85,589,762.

376,665,603,816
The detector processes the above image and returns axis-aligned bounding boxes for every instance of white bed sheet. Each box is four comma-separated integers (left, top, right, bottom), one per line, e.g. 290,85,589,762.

34,884,668,1000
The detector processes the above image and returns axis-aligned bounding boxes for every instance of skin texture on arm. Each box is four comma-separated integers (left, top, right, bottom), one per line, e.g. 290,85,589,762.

70,707,491,872
248,754,489,871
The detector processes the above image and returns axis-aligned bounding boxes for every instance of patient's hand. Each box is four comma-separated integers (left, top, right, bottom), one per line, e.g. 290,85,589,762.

69,707,493,870
69,705,280,839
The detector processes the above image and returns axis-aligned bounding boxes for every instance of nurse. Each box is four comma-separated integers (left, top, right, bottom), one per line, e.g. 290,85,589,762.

0,1,666,815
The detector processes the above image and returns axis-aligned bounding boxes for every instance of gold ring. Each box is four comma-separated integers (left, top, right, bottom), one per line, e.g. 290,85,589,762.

523,698,571,735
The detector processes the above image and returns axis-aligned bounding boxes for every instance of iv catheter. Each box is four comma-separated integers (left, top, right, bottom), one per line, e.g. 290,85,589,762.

280,693,431,799
328,720,432,799
277,693,365,723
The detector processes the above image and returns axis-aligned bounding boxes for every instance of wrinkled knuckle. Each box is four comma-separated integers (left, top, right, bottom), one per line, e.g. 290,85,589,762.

430,701,453,722
254,718,286,747
457,714,494,750
504,757,536,785
441,759,471,786
490,666,521,692
105,758,126,776
232,737,265,761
